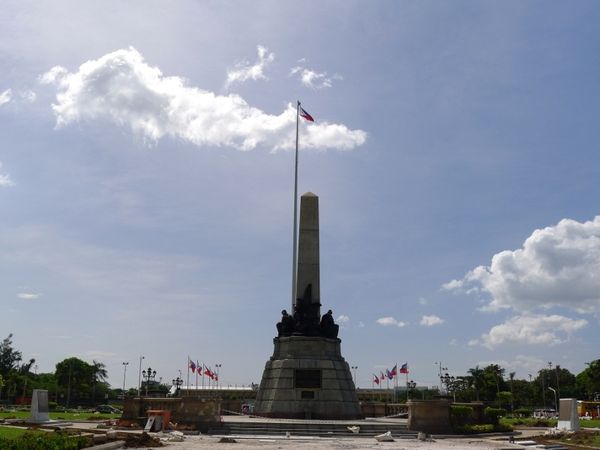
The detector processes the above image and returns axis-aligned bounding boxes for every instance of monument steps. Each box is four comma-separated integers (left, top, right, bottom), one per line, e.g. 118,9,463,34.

208,420,416,437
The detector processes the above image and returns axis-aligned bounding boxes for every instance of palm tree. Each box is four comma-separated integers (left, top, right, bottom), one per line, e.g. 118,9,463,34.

509,371,516,412
90,360,108,403
467,366,485,401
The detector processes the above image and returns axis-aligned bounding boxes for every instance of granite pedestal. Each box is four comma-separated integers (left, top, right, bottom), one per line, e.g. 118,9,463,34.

254,335,362,419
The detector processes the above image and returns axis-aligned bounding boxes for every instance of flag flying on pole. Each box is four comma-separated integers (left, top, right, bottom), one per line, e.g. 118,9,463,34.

373,374,380,384
380,371,386,380
197,361,202,376
299,106,314,122
391,364,398,377
400,362,409,374
189,360,196,373
386,365,397,380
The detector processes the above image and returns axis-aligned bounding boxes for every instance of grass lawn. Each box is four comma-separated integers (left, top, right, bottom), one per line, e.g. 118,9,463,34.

582,419,600,428
0,426,43,440
0,410,120,421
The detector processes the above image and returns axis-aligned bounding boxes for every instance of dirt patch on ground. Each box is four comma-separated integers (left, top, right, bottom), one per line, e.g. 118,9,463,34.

124,431,163,447
532,430,600,449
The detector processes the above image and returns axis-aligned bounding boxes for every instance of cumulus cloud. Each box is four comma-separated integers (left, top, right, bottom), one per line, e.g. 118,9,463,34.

40,47,366,151
420,315,444,326
18,292,41,300
471,314,587,349
0,162,14,187
290,65,342,89
443,216,600,314
0,89,11,106
376,316,407,327
225,45,274,87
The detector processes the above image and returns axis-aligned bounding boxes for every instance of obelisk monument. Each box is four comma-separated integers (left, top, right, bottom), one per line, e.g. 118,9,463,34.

254,192,362,419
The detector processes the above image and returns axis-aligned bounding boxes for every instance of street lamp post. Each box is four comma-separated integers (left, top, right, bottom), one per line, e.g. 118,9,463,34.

137,356,144,397
407,380,416,401
172,377,183,396
142,367,157,396
351,366,358,387
548,387,558,415
435,362,447,393
215,364,222,389
122,362,129,399
441,372,456,402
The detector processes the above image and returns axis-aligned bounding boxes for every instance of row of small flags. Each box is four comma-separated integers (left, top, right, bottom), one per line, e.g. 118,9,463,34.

372,363,408,384
188,359,218,381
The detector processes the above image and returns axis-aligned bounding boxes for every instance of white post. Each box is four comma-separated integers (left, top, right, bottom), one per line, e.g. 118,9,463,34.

122,362,128,398
137,356,144,397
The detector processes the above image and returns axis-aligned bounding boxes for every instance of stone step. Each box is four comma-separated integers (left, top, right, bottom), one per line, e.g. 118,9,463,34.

210,421,414,437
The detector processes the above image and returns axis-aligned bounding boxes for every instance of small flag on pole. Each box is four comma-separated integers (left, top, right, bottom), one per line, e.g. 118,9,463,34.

399,362,409,374
299,106,314,122
189,360,196,373
373,374,380,384
197,361,202,376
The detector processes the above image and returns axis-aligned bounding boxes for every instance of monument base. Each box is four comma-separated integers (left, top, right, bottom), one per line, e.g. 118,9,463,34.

254,335,363,420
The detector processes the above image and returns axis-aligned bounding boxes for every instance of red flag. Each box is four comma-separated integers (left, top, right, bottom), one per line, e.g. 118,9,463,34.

373,374,380,385
197,362,202,376
399,363,408,374
299,106,314,122
189,360,196,373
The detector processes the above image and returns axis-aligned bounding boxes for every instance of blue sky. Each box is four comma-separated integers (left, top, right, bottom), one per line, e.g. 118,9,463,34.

1,1,599,389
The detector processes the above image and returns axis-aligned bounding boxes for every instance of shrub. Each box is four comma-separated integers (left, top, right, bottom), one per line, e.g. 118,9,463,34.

48,401,58,411
484,407,506,425
514,407,532,418
466,424,494,433
0,430,92,450
450,405,474,428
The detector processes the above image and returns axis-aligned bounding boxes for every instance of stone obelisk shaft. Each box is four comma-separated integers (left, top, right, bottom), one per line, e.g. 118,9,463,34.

295,192,320,314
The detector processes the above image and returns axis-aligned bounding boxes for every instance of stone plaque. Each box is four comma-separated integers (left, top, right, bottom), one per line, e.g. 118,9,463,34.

295,369,321,389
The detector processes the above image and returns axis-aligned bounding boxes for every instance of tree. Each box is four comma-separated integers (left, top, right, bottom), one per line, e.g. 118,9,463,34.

467,366,485,401
55,357,93,406
90,360,108,403
482,364,506,402
576,359,600,400
0,334,22,378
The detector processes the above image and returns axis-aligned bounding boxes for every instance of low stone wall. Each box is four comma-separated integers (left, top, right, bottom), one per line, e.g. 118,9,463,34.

122,397,220,432
407,399,452,434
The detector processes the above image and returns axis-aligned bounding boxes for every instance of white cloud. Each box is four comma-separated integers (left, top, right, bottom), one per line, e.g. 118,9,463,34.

0,89,11,106
376,316,407,327
41,47,366,152
358,321,365,328
20,90,36,102
474,314,587,349
18,292,41,300
290,65,342,89
0,162,14,187
337,314,350,324
225,45,274,87
420,315,444,326
443,216,600,314
418,297,427,305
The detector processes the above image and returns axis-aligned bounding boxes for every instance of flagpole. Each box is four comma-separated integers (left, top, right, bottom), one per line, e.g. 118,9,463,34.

291,100,300,311
186,356,190,393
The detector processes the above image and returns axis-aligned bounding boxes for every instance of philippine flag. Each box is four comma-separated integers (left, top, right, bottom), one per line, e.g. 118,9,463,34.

299,106,314,122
